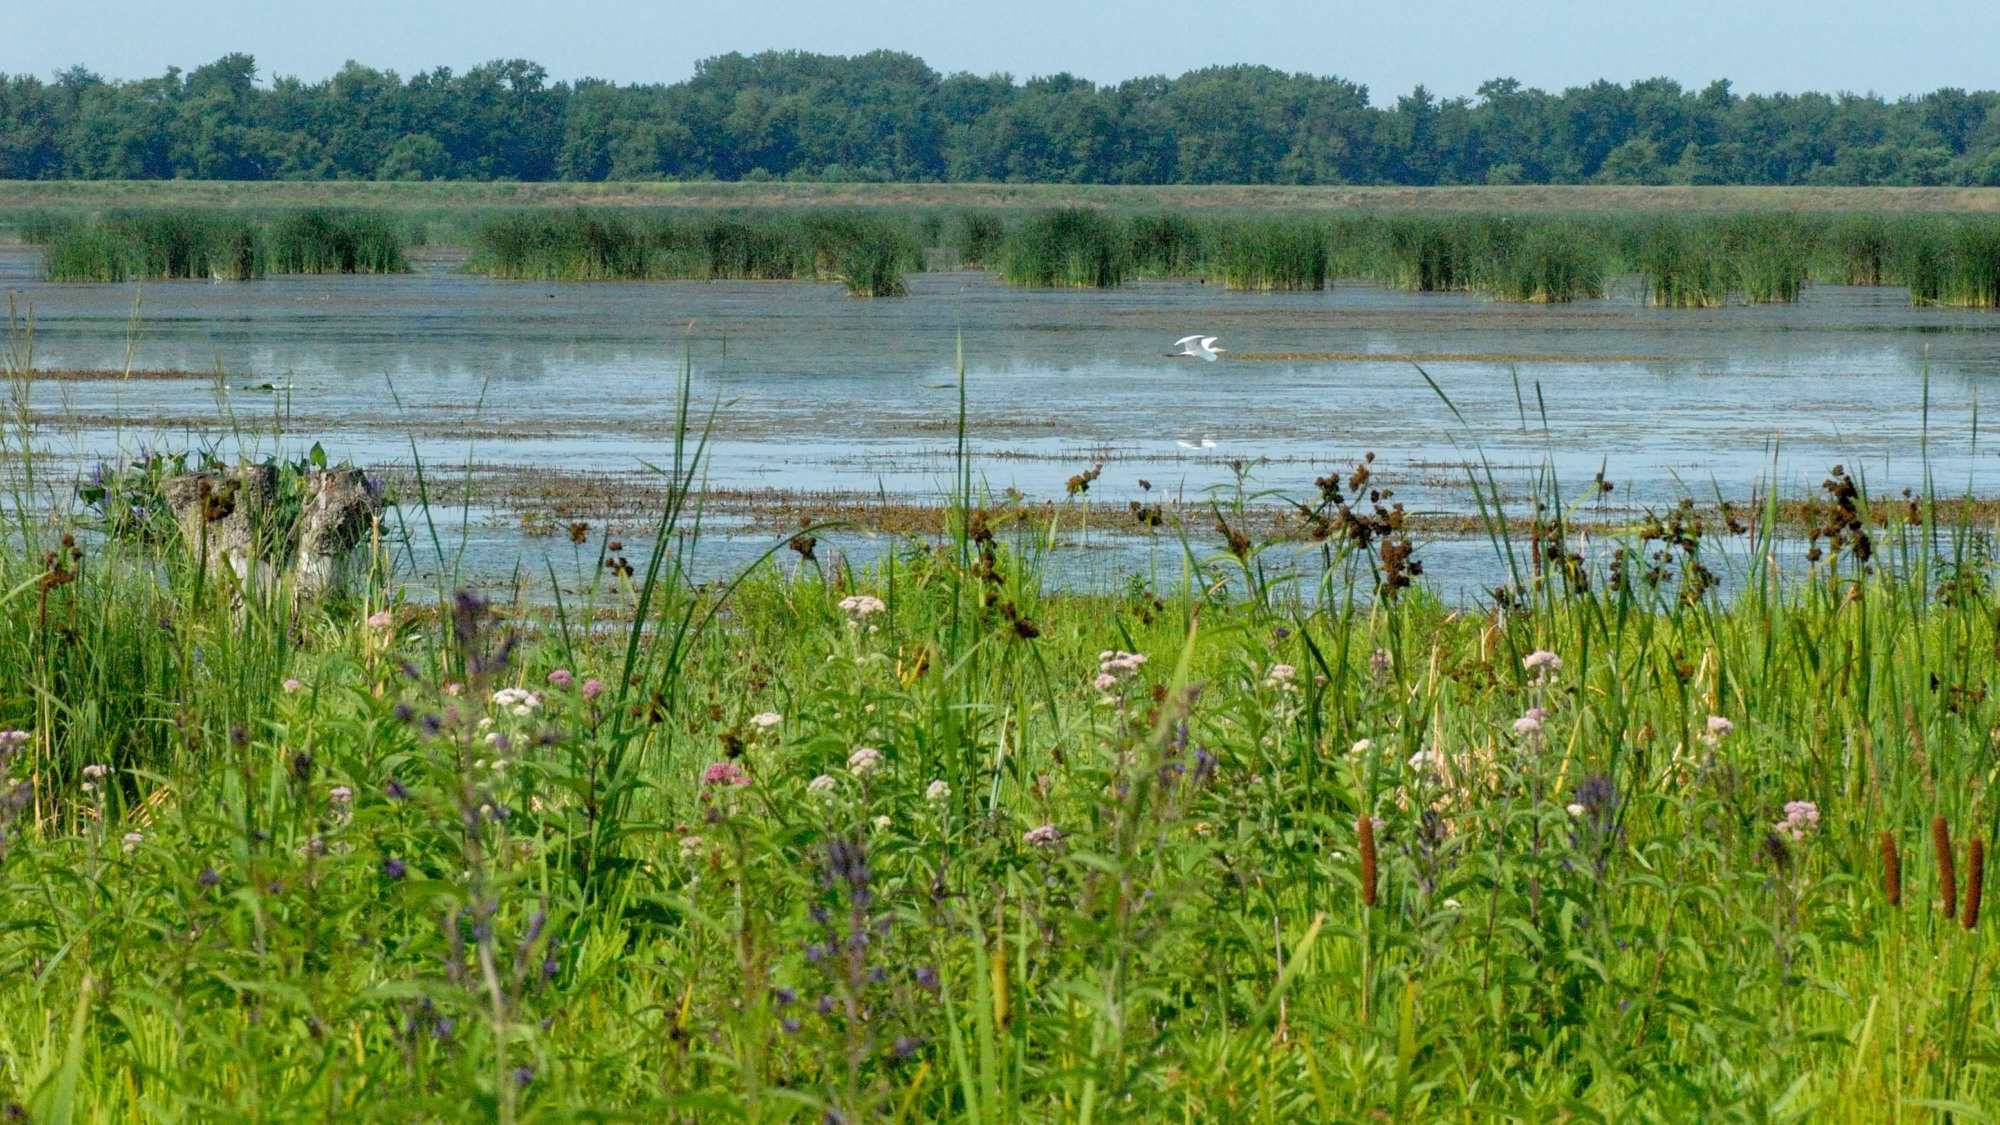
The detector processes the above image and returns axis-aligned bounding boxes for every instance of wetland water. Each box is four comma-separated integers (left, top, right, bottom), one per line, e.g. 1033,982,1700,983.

4,247,2000,594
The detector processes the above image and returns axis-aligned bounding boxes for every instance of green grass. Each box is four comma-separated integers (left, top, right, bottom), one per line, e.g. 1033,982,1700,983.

24,208,412,281
17,196,2000,308
467,208,920,295
7,341,2000,1119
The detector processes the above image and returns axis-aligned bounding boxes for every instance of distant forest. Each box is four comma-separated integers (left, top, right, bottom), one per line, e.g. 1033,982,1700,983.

4,50,2000,186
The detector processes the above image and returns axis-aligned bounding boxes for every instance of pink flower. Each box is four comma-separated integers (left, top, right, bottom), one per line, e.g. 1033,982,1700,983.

581,679,606,702
1023,824,1062,848
702,762,752,787
328,786,353,804
366,610,395,630
282,678,303,694
1092,672,1118,692
547,669,574,689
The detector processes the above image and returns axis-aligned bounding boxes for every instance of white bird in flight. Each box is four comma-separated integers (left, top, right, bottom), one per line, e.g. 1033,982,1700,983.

1175,437,1219,450
1169,335,1225,361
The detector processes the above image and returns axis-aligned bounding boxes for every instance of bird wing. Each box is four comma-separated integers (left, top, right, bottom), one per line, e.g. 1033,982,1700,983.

1200,337,1220,349
1174,335,1206,347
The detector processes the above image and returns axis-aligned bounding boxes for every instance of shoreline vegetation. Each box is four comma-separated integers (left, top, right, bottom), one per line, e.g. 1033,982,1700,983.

5,51,2000,189
15,200,2000,306
7,350,2000,1114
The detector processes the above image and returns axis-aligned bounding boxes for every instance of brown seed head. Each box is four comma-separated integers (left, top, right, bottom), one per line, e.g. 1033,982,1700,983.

1935,816,1958,918
1965,838,1986,930
1358,815,1378,909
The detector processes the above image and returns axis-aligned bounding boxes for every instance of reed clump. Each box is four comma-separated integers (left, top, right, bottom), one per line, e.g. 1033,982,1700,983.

999,207,1127,288
266,209,410,274
1204,218,1328,291
468,208,920,295
28,208,416,281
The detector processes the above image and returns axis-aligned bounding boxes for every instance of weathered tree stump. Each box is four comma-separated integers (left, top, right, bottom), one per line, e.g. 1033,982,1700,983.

161,465,381,602
296,467,380,600
161,465,278,586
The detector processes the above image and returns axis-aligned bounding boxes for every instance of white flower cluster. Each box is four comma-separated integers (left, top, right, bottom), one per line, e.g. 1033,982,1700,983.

848,747,884,777
838,594,887,621
1523,650,1563,681
490,687,541,718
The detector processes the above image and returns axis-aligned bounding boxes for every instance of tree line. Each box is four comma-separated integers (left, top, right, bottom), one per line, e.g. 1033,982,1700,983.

2,49,1997,186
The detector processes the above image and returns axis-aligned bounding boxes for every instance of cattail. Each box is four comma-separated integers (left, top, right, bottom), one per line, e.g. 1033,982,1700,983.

1358,815,1378,908
1964,838,1985,930
1935,816,1958,918
1880,832,1902,907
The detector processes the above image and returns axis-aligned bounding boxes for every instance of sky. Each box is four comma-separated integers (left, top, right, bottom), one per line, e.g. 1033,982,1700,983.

2,0,1995,103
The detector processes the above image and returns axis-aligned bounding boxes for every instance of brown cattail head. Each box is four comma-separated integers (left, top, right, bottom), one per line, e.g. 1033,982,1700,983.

1881,832,1902,908
1935,816,1958,918
1964,838,1985,930
1358,815,1378,908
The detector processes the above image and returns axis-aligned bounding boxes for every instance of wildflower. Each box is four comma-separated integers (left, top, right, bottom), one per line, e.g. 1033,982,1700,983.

1512,711,1544,736
1707,715,1735,737
925,779,951,803
1023,824,1062,849
383,856,408,880
1775,800,1820,841
81,763,109,792
838,594,887,620
328,785,353,805
490,687,541,717
679,835,705,859
121,831,143,852
1520,648,1568,672
1265,663,1297,687
1350,738,1374,755
1566,803,1587,818
1098,650,1147,677
808,774,838,796
750,712,782,730
282,678,303,693
1092,672,1119,692
847,747,884,777
385,777,409,800
1407,748,1443,772
581,678,606,702
702,761,752,787
547,669,574,689
873,814,892,831
513,1066,534,1087
366,610,394,630
197,868,221,887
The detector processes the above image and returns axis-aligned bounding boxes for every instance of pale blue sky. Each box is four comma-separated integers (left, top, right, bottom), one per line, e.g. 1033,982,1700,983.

3,0,1993,102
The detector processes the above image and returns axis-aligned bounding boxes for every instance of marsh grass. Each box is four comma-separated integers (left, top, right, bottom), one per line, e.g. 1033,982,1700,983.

28,208,414,281
998,207,1126,287
469,208,920,296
